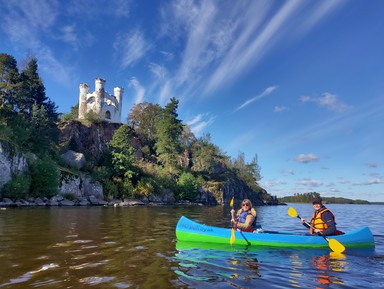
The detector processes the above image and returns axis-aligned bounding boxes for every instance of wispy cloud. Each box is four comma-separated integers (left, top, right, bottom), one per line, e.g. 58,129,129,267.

114,28,151,69
297,178,323,187
295,153,319,163
149,63,167,80
300,92,350,112
281,169,295,175
274,106,287,113
353,178,384,186
129,77,145,105
235,86,277,112
186,113,215,136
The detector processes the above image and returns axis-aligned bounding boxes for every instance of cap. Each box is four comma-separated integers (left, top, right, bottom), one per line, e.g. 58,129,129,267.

312,197,322,204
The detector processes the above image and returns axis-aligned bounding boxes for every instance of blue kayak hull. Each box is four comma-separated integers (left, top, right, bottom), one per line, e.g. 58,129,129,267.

176,216,375,249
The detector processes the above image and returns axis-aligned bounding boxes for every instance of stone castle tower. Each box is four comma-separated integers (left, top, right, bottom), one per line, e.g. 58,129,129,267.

78,78,123,123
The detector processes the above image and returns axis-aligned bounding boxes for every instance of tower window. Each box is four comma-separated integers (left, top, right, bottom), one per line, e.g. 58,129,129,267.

105,111,111,119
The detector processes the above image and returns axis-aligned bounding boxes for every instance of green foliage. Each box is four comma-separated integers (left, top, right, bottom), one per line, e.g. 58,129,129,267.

1,172,31,200
108,124,138,180
0,54,59,156
84,110,102,123
231,152,262,191
134,177,158,199
29,155,59,198
60,103,79,121
154,98,183,173
177,172,198,201
279,192,320,203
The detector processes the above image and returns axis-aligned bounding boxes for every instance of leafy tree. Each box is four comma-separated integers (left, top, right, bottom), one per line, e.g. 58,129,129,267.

190,133,227,174
154,98,183,174
29,155,60,198
177,172,198,201
231,152,262,191
127,102,162,162
108,124,137,181
127,102,161,141
1,172,31,200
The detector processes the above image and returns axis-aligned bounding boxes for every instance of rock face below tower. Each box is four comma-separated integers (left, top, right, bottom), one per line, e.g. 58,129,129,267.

78,78,123,123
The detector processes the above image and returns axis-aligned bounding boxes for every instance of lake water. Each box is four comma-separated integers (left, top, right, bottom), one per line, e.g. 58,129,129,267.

0,203,383,288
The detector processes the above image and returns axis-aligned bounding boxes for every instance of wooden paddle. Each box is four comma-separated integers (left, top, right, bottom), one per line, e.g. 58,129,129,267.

230,197,236,245
288,207,345,253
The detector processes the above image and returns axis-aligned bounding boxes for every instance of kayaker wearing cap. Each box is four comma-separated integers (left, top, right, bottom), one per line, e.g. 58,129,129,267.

301,197,337,236
230,199,257,232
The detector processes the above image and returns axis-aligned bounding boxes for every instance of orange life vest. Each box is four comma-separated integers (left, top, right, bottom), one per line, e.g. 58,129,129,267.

310,208,336,234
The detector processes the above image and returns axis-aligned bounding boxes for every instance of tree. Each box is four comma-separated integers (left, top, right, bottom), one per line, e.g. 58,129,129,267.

29,155,59,198
108,124,137,181
231,152,262,191
189,133,229,175
127,102,162,162
177,172,198,201
19,57,48,115
0,53,20,110
127,102,161,141
154,98,183,174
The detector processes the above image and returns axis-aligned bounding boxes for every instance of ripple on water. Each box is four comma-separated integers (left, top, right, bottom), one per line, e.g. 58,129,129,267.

79,276,115,285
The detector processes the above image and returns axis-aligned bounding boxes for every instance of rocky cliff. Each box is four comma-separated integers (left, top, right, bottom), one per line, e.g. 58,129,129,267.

0,141,28,189
58,120,122,161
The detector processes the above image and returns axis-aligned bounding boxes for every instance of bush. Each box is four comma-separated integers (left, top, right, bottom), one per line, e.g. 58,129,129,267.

177,172,198,201
29,155,59,198
1,172,31,200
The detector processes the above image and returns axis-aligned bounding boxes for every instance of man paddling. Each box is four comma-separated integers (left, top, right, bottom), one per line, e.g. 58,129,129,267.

301,197,339,236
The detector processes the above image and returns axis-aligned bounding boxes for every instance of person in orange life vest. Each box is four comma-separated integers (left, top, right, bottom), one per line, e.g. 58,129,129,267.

230,199,257,232
301,197,337,236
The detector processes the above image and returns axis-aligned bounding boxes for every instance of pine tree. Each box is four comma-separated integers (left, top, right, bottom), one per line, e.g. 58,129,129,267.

154,98,183,174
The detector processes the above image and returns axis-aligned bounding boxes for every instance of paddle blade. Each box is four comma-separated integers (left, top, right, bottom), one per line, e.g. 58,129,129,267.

230,197,234,207
230,228,236,245
327,238,346,254
288,207,298,218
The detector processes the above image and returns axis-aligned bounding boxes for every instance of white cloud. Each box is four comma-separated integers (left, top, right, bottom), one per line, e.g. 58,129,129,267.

149,62,167,80
281,169,295,175
295,153,319,163
186,113,215,136
235,86,277,112
353,178,384,186
129,77,145,105
300,92,350,112
297,178,323,187
274,106,287,113
114,28,151,69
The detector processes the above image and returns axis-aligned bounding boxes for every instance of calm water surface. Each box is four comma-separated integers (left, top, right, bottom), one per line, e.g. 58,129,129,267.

0,204,383,288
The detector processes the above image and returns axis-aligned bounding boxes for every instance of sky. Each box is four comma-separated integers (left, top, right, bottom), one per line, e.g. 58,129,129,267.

1,0,383,202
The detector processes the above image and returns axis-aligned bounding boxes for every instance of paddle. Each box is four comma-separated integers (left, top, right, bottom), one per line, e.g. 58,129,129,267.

230,197,236,244
288,207,345,253
229,197,251,246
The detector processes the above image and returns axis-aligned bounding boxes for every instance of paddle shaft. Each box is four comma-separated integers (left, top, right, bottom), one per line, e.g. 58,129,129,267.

295,214,328,241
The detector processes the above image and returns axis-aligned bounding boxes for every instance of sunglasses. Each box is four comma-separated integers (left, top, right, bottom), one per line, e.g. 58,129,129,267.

242,203,250,207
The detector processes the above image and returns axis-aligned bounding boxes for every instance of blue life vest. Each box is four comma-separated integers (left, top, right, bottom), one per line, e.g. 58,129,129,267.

238,210,257,227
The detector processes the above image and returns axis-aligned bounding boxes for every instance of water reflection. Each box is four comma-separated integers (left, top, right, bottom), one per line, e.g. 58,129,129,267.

311,252,346,288
174,240,352,289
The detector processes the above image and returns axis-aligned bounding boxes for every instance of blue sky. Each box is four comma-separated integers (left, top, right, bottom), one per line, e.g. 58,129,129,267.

1,0,383,202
